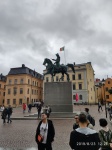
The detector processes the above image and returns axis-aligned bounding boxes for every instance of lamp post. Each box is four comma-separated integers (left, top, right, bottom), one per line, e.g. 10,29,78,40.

102,83,107,118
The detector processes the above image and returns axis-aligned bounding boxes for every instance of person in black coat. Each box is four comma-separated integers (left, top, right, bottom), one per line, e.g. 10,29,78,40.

1,107,7,124
7,105,13,123
35,110,55,150
69,113,101,150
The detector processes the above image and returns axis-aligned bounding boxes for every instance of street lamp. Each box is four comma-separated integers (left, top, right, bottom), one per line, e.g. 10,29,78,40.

102,82,107,118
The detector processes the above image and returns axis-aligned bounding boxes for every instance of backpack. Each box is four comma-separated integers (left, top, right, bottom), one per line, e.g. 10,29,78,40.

99,129,112,149
87,114,95,126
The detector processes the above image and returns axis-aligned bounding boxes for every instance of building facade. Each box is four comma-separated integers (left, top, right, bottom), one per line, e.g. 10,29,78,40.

43,62,95,104
104,78,112,102
4,64,43,107
0,74,6,106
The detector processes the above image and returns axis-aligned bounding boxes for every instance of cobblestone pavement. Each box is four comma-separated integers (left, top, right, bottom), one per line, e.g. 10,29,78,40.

0,105,111,150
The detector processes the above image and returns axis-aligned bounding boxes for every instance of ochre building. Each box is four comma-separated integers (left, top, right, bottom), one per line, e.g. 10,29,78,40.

4,64,43,107
0,74,6,106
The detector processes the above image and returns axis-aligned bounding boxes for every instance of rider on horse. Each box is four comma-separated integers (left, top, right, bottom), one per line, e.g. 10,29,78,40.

52,53,60,71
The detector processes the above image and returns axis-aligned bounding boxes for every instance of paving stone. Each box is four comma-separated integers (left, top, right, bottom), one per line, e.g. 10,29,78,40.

0,105,111,150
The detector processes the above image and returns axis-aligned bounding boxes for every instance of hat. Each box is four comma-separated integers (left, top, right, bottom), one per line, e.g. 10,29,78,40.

99,118,108,127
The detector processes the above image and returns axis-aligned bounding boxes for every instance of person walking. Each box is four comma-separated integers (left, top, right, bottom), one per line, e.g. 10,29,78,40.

28,104,32,113
98,101,103,112
22,103,26,113
69,113,101,150
35,110,55,150
99,118,112,150
1,107,7,124
37,104,42,119
7,105,13,123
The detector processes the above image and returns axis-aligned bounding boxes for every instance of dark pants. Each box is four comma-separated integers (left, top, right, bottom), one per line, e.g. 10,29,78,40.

98,106,103,112
38,110,41,118
38,142,52,150
3,118,6,124
7,114,12,123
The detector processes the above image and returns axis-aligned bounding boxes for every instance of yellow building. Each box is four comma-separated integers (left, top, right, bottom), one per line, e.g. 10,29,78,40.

104,78,112,102
0,74,6,106
43,62,95,104
5,64,43,107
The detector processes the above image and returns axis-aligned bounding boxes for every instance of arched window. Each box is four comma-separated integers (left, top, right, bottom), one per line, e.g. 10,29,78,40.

79,95,83,100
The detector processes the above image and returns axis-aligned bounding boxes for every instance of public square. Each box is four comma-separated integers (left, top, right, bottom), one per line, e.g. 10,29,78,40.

0,105,112,150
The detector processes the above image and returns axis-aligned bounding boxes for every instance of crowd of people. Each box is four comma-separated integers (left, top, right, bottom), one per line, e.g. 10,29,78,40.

35,107,112,150
1,102,112,150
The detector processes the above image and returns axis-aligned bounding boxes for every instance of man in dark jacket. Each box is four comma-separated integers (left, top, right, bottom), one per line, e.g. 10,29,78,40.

73,114,79,130
69,113,101,150
7,105,13,123
35,110,55,150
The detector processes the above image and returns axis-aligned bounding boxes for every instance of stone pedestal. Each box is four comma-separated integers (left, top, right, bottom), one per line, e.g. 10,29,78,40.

44,82,73,112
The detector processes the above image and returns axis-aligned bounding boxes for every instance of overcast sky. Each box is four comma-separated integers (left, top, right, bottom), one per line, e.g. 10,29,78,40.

0,0,112,80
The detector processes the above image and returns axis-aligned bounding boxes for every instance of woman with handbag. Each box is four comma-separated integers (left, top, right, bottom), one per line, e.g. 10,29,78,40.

35,110,55,150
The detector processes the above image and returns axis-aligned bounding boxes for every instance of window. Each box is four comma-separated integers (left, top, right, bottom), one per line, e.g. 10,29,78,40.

108,81,110,84
35,81,36,86
20,78,23,84
9,79,12,84
79,95,82,100
7,99,10,105
27,88,29,94
19,99,22,105
79,83,82,90
46,77,49,82
72,75,75,80
13,87,17,95
106,87,108,91
32,89,33,94
106,95,109,99
73,95,76,100
3,92,5,96
20,88,23,94
13,99,16,105
78,74,81,80
28,79,30,84
0,84,1,88
8,89,11,94
14,79,17,84
37,82,38,87
56,76,58,82
73,84,76,90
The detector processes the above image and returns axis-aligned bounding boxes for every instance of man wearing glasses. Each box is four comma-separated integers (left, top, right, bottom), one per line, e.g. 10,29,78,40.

73,114,79,130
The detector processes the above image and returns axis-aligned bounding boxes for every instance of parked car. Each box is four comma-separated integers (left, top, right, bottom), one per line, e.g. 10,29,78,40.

32,102,41,107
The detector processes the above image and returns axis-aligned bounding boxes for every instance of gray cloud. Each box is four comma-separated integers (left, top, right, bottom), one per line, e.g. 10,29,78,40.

0,0,112,79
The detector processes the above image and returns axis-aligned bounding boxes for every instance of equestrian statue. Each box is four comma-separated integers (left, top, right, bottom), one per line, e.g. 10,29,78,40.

43,53,75,81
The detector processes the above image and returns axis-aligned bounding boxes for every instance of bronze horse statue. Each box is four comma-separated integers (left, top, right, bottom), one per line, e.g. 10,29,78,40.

43,58,75,81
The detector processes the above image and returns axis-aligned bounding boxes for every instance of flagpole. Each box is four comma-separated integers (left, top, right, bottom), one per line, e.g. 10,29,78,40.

64,46,66,65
